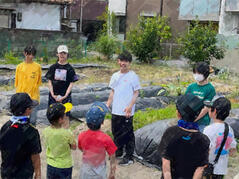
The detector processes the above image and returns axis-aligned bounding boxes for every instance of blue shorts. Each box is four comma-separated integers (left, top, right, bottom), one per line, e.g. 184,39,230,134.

47,164,72,179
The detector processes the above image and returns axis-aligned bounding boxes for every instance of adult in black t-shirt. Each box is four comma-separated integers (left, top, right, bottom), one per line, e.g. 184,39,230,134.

45,45,77,128
0,93,42,179
159,94,210,179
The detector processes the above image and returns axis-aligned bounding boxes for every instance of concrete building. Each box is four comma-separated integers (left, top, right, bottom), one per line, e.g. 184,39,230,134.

178,0,239,72
0,0,73,31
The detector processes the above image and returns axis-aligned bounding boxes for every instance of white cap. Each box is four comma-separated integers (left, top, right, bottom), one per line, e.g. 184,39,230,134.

57,45,68,53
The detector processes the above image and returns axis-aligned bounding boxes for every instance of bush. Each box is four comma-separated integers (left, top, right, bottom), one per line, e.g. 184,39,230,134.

126,16,172,63
178,21,225,64
3,51,21,64
94,34,119,60
67,40,84,59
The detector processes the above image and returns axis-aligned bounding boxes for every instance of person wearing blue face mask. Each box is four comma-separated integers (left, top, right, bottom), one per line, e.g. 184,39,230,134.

185,62,216,132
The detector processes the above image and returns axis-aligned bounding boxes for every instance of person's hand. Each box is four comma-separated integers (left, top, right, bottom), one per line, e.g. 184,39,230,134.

34,174,41,179
108,172,115,179
51,93,58,101
124,106,132,118
57,95,66,103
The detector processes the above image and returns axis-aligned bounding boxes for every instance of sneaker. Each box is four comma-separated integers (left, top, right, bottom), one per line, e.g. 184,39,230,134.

118,158,134,166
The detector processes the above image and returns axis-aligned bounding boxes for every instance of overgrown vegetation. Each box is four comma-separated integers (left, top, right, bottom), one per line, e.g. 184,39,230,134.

178,21,225,64
93,34,120,60
134,105,177,130
126,16,172,63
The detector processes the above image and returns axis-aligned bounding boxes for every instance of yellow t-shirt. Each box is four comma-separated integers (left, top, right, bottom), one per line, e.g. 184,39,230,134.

15,61,42,102
43,127,76,168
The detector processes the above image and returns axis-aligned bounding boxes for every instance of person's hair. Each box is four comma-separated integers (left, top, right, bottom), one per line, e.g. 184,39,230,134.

118,50,132,62
211,97,231,121
193,62,210,79
24,45,37,56
47,108,65,125
87,123,101,131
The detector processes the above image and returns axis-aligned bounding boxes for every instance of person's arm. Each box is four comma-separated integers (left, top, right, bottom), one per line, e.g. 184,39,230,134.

31,153,41,179
37,66,42,87
58,82,73,102
162,157,172,179
108,154,116,179
48,80,57,100
106,89,114,108
194,106,209,122
124,90,139,118
15,66,19,88
193,165,207,179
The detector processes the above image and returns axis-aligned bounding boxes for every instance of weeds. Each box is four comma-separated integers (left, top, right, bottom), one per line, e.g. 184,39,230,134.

133,105,176,131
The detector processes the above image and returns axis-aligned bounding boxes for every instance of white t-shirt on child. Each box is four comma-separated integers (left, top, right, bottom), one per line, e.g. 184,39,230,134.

203,123,237,175
109,70,141,116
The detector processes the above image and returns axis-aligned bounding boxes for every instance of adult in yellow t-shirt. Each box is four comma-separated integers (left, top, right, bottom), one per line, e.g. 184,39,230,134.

15,46,42,102
15,45,42,125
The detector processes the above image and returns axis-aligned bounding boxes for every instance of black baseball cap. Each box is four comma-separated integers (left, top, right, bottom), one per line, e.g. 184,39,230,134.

10,93,38,116
176,93,204,122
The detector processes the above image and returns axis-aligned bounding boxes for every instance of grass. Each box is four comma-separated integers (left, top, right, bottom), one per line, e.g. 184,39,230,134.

133,105,177,130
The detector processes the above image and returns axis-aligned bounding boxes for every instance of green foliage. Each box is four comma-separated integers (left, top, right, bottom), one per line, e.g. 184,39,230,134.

134,105,177,130
94,34,120,60
231,102,239,109
97,6,117,35
42,47,49,64
67,40,84,59
126,16,172,63
158,74,191,96
178,21,225,64
2,51,21,64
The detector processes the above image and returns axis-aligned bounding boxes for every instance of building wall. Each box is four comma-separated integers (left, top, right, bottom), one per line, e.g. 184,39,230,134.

15,3,61,30
108,0,126,15
127,0,187,40
0,14,9,28
178,0,220,21
163,0,187,39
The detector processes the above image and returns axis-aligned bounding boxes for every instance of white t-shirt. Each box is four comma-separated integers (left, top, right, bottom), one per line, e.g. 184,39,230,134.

203,123,237,175
109,71,141,116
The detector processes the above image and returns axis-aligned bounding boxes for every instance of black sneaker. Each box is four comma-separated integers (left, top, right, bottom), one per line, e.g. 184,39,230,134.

118,157,134,166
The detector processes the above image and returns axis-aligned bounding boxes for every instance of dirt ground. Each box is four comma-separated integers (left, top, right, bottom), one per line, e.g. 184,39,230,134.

0,115,238,179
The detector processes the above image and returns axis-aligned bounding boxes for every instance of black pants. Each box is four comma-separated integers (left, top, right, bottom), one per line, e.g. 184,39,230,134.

111,114,135,159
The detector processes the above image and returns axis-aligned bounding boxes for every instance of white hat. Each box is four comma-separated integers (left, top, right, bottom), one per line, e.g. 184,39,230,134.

57,45,68,53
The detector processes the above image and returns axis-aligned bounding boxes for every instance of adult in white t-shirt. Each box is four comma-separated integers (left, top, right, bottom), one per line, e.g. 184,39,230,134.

203,97,237,178
107,50,141,166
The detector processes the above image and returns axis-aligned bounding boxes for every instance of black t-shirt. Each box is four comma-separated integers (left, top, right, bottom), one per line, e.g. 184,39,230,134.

0,121,42,178
45,63,76,96
159,126,210,179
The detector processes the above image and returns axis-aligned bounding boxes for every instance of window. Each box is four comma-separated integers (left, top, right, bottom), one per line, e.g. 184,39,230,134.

115,16,126,33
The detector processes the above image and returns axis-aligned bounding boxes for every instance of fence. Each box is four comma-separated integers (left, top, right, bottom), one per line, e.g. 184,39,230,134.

159,43,182,59
0,28,89,60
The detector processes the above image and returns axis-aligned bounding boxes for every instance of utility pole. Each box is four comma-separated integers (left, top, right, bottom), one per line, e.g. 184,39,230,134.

80,0,84,33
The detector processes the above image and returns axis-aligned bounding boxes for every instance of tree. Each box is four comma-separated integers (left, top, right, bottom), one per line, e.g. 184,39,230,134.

178,21,225,64
126,16,172,63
